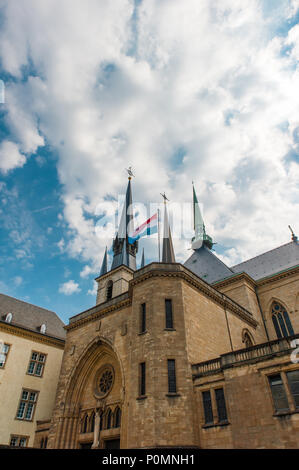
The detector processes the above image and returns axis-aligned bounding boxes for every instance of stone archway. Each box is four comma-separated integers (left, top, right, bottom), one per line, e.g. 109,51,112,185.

56,337,124,449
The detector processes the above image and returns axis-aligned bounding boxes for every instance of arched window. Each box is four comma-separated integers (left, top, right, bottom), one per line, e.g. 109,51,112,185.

40,438,44,448
106,281,113,301
40,324,46,334
90,411,95,433
243,332,253,348
114,407,121,428
271,302,294,339
81,414,88,433
99,410,104,431
106,408,112,429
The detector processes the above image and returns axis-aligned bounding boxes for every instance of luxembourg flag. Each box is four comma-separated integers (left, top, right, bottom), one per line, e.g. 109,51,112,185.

128,213,158,244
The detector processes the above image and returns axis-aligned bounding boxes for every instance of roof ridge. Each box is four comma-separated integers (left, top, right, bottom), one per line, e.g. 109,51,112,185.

231,242,294,268
0,292,58,317
202,245,234,272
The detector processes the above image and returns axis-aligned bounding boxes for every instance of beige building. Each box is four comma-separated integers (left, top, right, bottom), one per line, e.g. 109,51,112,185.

0,294,65,448
41,179,299,449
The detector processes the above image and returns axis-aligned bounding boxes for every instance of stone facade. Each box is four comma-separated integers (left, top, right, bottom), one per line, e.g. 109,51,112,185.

44,261,299,449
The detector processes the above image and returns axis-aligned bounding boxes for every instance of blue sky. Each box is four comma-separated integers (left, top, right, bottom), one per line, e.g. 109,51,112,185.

0,0,299,323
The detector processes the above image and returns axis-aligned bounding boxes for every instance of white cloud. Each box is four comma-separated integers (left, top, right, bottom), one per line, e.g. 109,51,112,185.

13,275,23,286
0,0,298,270
59,279,81,295
87,281,97,296
0,141,26,173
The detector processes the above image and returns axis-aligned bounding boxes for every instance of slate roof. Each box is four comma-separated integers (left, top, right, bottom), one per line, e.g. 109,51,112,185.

0,293,66,340
184,244,234,284
231,241,299,280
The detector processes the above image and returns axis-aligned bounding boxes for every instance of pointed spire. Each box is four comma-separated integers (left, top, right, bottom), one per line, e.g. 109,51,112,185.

99,246,108,276
191,183,213,250
111,171,138,271
140,248,145,268
161,195,176,263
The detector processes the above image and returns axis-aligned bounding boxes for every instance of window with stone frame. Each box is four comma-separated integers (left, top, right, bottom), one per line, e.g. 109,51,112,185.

271,302,294,339
286,370,299,409
167,359,177,393
27,351,46,377
268,374,289,412
0,343,10,368
114,407,121,428
10,435,28,447
106,408,112,429
140,303,146,333
16,389,38,421
106,280,113,301
81,413,89,433
202,390,214,425
215,388,228,422
201,387,229,426
165,299,174,329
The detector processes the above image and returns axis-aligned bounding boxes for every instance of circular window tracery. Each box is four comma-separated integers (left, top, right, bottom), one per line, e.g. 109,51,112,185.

99,369,113,394
94,364,115,399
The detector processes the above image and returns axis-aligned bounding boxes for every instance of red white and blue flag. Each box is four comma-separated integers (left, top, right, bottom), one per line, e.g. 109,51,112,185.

128,213,158,244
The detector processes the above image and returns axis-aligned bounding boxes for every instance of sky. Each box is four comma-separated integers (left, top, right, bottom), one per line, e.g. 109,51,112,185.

0,0,299,323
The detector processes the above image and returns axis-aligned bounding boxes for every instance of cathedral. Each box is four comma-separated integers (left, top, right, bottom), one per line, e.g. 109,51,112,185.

40,175,299,449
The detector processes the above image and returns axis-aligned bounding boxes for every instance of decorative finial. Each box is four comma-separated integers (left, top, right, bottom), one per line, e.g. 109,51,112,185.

288,225,298,243
160,192,169,204
126,166,135,180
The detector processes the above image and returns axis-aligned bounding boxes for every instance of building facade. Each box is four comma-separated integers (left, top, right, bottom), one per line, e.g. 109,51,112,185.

43,179,299,449
0,294,65,448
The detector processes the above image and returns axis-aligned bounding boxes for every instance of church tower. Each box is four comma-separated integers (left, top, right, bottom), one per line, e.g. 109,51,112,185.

95,172,138,305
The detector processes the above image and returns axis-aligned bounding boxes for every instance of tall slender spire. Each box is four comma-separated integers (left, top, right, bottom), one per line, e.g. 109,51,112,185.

99,246,108,276
161,194,176,263
191,183,213,250
111,170,138,270
140,248,145,268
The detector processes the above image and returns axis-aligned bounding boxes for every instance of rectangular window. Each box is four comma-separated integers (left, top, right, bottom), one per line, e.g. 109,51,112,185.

140,303,146,333
286,370,299,409
10,435,28,447
167,359,177,393
215,388,228,422
202,391,214,424
268,374,289,412
165,299,173,329
16,389,38,421
27,351,46,377
0,343,10,368
139,362,146,396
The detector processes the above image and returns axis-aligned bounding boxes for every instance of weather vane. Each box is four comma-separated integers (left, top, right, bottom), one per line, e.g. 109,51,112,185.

126,166,135,179
160,192,169,203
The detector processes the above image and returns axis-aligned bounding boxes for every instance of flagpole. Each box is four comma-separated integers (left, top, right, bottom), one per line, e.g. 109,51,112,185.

157,208,161,262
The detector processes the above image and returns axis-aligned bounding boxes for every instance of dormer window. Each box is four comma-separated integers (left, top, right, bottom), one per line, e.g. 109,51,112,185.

40,324,46,334
5,313,12,323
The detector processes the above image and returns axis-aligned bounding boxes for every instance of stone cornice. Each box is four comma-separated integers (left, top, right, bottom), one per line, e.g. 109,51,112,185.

256,265,299,287
212,272,257,289
94,264,133,282
131,263,258,328
0,321,65,349
66,296,131,331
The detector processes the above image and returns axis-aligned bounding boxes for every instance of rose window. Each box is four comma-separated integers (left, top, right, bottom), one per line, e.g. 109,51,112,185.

99,369,113,394
94,364,115,399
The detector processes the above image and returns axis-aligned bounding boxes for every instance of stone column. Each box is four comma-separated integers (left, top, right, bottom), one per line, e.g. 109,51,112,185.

92,410,100,449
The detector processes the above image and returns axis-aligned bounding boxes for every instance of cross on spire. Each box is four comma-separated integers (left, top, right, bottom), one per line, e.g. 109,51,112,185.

160,192,169,203
126,166,135,180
